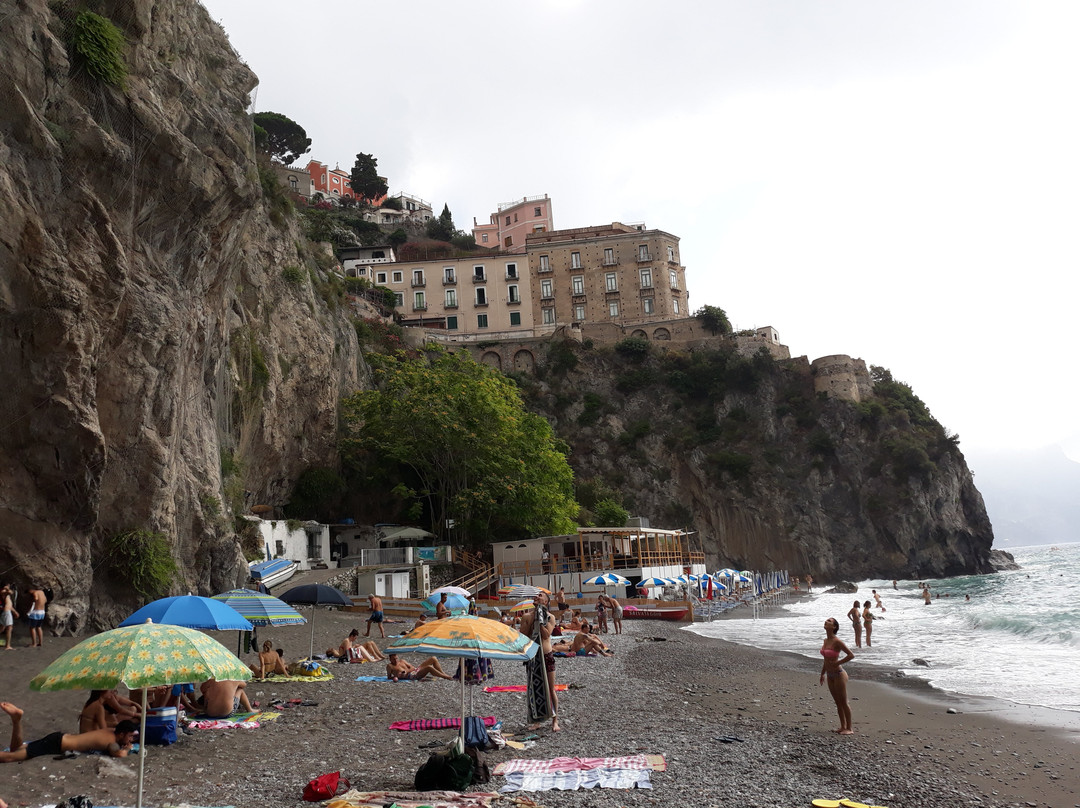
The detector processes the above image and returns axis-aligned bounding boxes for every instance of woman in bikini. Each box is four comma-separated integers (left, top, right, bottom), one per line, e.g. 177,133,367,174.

846,600,862,648
819,617,855,735
249,640,287,678
862,600,876,647
78,691,110,733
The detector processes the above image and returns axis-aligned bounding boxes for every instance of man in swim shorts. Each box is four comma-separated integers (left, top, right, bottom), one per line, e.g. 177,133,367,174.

0,702,137,761
365,594,385,638
1,585,18,651
27,585,47,647
385,654,454,681
198,679,251,719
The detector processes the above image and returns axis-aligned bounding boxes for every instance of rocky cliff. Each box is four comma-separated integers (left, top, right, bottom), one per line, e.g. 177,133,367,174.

519,343,995,582
0,0,361,631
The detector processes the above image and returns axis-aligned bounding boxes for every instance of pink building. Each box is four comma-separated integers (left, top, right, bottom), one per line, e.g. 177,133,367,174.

305,161,389,208
472,195,553,253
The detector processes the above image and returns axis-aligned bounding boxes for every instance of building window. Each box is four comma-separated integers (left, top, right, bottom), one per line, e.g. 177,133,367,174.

643,297,654,314
603,247,615,265
669,270,678,289
534,207,541,216
672,299,680,314
542,308,555,325
482,233,489,242
571,251,582,269
640,268,652,288
540,279,553,299
443,267,456,283
474,265,485,281
376,272,387,284
392,270,403,283
574,304,585,321
609,300,619,317
639,245,649,261
539,255,550,271
668,245,676,262
288,176,298,190
506,263,518,279
510,311,522,326
413,269,424,286
476,287,487,305
572,275,584,295
508,284,520,303
446,315,458,330
445,289,457,307
605,273,618,292
393,292,404,307
477,313,489,329
414,291,426,309
505,215,511,226
504,236,513,248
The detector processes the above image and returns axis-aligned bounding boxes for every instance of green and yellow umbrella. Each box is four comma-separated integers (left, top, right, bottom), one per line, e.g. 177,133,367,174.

31,620,251,808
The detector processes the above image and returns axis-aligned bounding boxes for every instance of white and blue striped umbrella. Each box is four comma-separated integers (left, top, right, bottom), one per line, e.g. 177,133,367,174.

716,568,742,578
699,574,728,591
638,577,675,587
583,573,631,586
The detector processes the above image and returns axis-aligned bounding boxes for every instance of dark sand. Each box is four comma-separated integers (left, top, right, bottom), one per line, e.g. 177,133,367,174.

0,604,1077,807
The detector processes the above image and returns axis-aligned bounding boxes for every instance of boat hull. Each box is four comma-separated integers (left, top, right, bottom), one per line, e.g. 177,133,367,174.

249,559,298,590
622,607,688,621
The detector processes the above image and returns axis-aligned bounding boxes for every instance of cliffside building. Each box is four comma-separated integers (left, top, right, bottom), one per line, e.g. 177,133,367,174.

271,163,313,199
472,195,554,253
525,222,688,334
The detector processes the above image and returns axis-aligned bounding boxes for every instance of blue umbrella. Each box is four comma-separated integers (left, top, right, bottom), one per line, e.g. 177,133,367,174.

119,595,253,631
211,589,306,627
280,584,353,658
583,573,631,586
424,592,470,613
638,577,675,587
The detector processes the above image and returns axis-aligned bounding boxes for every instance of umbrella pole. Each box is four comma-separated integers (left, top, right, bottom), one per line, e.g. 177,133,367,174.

309,605,317,660
459,658,465,749
137,686,148,808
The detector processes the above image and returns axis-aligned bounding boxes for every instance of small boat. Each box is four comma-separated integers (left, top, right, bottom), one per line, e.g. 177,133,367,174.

248,558,298,590
622,606,689,621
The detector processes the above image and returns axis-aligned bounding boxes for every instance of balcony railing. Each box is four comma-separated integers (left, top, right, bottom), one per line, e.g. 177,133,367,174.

636,252,653,262
537,263,552,273
444,303,458,310
474,300,489,307
411,279,426,288
569,263,583,271
507,297,521,305
472,275,486,283
602,257,619,266
498,550,705,578
412,303,428,311
443,275,457,285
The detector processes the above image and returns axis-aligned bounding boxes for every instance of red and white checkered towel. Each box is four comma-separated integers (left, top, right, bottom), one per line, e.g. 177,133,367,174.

493,754,666,775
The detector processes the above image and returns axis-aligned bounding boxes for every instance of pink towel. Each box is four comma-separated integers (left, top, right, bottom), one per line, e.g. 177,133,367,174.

388,716,497,731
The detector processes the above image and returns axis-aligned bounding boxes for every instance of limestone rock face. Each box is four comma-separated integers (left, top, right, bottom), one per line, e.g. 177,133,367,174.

0,0,361,630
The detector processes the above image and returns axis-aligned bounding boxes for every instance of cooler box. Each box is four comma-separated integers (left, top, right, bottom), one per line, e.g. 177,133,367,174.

143,706,177,746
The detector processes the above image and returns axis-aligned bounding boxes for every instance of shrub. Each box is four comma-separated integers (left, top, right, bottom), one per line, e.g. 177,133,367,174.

614,337,651,360
547,341,579,375
807,429,837,455
282,265,305,286
577,392,604,426
593,498,629,528
105,530,178,600
617,420,652,447
707,450,753,481
69,11,127,88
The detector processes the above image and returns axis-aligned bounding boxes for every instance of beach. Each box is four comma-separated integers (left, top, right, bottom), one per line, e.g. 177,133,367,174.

1,608,1078,808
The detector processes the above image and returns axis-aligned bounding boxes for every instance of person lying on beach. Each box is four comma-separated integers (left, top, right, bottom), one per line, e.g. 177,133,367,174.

0,702,137,762
385,653,454,681
327,629,382,661
552,630,614,657
250,640,288,678
197,679,252,719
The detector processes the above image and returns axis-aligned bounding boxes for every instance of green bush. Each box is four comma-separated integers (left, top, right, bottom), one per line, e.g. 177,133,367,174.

282,265,305,286
614,337,651,360
69,11,127,88
547,341,579,375
707,450,753,481
105,530,178,601
577,392,604,426
593,498,629,528
344,276,370,294
617,420,652,447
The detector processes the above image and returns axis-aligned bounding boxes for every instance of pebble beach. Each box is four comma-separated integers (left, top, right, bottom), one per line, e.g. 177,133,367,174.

1,605,1078,808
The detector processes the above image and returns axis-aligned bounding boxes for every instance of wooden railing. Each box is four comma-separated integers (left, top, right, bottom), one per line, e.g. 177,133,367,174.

498,551,704,579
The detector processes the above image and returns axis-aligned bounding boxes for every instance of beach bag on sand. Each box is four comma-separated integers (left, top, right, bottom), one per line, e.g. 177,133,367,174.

414,748,473,791
463,715,490,749
465,746,491,784
302,771,350,801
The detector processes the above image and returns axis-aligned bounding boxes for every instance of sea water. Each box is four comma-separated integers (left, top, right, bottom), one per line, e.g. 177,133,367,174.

686,543,1080,713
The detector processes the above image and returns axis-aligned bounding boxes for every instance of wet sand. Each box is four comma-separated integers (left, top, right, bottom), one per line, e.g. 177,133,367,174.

0,607,1077,807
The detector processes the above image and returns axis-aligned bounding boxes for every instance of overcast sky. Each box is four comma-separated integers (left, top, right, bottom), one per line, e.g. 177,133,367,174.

201,0,1079,457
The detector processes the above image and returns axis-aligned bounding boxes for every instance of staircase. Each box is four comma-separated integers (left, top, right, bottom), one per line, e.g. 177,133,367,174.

442,549,497,595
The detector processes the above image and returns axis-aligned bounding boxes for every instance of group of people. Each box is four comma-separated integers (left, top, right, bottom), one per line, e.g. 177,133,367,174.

1,583,47,650
845,598,884,648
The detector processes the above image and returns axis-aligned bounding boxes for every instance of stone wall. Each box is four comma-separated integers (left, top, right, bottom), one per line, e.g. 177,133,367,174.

811,355,873,402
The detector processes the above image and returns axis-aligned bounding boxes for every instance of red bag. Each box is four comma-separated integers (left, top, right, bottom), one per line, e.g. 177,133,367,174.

303,771,350,801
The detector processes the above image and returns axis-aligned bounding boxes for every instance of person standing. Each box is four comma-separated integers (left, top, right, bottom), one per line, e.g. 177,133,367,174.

435,592,450,620
595,595,608,634
607,594,623,635
818,618,855,735
27,585,46,648
872,589,886,612
862,600,876,647
922,585,932,605
519,591,559,732
365,594,385,638
1,585,19,650
805,574,814,593
846,600,862,648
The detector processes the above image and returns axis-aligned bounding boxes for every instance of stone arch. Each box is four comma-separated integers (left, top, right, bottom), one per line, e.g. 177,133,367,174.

513,350,535,372
631,329,648,339
481,351,502,370
653,327,671,340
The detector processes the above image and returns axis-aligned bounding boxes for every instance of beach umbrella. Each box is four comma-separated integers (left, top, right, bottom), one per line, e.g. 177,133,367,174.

424,592,471,614
638,577,675,588
31,620,251,808
389,614,538,746
212,588,307,656
583,573,631,586
506,584,550,599
279,583,353,659
431,585,472,597
508,599,535,614
119,595,253,632
716,568,741,578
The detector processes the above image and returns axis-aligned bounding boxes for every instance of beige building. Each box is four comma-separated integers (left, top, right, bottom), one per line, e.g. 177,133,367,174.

377,254,534,337
525,222,688,334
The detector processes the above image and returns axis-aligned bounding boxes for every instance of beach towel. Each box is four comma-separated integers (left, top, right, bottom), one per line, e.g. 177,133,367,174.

388,716,497,731
483,685,567,693
327,789,501,808
493,754,666,775
499,769,652,792
185,718,261,730
553,651,597,657
355,675,412,683
524,604,553,724
251,671,334,683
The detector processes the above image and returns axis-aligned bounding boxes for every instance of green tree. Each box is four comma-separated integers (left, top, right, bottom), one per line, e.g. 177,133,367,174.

253,111,312,165
694,305,732,335
388,228,408,248
593,498,629,528
341,351,578,544
425,203,456,242
349,153,389,202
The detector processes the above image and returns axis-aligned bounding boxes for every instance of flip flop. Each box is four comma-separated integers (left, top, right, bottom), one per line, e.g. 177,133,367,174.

840,801,870,808
811,801,841,808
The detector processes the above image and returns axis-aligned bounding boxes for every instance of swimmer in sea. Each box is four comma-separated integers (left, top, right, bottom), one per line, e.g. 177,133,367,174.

846,600,862,648
819,618,855,735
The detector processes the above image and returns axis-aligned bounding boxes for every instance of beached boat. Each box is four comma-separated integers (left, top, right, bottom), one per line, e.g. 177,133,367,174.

622,606,689,621
248,558,298,589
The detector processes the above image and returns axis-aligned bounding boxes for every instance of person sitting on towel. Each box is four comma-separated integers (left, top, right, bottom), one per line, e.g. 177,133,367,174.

0,702,137,762
197,679,252,719
249,639,288,678
327,629,384,661
385,653,455,681
552,630,613,657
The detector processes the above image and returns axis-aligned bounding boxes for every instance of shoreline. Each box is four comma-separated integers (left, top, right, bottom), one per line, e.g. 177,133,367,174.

1,609,1077,807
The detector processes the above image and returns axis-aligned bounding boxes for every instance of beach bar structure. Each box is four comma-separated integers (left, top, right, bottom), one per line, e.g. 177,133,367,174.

493,527,705,595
